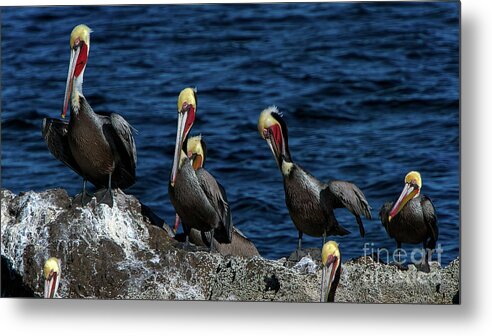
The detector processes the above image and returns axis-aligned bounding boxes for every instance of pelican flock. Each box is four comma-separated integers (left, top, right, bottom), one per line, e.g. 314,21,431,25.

37,23,444,301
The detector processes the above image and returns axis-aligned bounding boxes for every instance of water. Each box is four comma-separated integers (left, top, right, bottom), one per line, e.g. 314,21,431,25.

1,3,459,264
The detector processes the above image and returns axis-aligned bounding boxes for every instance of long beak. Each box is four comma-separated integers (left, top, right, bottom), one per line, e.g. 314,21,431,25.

389,183,418,221
170,111,188,186
173,214,180,234
320,255,339,302
266,137,281,168
62,48,79,118
44,272,60,298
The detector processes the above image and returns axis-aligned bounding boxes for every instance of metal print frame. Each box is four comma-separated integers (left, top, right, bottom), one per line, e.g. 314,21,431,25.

0,1,460,303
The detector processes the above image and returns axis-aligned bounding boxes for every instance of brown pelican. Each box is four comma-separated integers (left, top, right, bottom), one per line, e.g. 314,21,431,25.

173,135,259,257
320,241,341,302
43,257,61,298
169,88,233,251
172,135,208,234
42,24,137,207
379,171,438,273
258,106,372,253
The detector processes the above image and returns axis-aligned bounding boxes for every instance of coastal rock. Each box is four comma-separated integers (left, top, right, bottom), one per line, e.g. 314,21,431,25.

335,256,460,303
1,189,459,303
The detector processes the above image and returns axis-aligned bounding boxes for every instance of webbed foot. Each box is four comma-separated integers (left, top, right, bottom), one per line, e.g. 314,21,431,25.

95,188,114,208
415,261,431,273
73,190,94,207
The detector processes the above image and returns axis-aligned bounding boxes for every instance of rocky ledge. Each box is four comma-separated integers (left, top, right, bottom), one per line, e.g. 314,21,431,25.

1,189,459,303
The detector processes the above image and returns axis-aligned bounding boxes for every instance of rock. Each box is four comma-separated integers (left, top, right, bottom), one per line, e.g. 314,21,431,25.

334,256,460,303
288,247,321,262
0,189,459,303
292,256,318,274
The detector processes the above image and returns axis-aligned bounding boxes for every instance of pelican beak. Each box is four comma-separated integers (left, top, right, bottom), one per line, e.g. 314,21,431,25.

171,88,197,186
62,40,88,118
43,257,61,298
173,214,180,234
62,48,79,118
44,271,60,298
320,254,339,302
264,129,282,167
389,183,419,221
190,153,203,171
170,109,188,187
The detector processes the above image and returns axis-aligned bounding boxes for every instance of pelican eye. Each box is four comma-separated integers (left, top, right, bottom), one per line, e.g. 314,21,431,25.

181,102,192,113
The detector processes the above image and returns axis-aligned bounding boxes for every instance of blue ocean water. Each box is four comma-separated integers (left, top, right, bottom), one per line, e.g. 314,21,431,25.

1,3,459,264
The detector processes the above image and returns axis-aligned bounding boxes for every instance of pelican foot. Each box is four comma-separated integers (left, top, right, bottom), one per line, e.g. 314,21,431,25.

207,230,217,253
288,249,305,262
73,191,94,207
95,188,114,208
389,262,409,271
177,241,204,252
415,262,431,273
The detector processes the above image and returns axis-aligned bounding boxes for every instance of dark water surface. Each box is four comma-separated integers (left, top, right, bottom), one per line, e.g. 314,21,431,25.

1,3,459,264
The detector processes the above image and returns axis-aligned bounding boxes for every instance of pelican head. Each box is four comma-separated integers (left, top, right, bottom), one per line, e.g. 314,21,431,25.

186,135,207,171
171,88,197,187
258,106,291,167
320,241,341,302
388,171,422,222
43,257,61,298
62,24,92,118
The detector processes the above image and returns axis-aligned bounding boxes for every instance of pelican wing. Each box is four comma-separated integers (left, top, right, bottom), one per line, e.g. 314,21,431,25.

196,168,233,243
102,113,137,188
378,202,393,234
326,180,372,218
421,195,439,248
323,180,372,237
42,118,83,177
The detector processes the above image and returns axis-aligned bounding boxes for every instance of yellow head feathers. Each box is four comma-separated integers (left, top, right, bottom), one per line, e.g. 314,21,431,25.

405,171,422,188
178,87,197,111
70,24,91,49
187,135,205,170
187,135,204,156
258,106,280,139
43,257,60,279
321,241,340,266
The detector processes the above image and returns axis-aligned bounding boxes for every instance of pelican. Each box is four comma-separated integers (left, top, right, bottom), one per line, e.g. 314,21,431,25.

320,241,341,302
42,24,137,207
172,135,258,256
172,135,208,234
258,106,372,253
379,171,438,273
43,257,61,298
169,88,233,251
